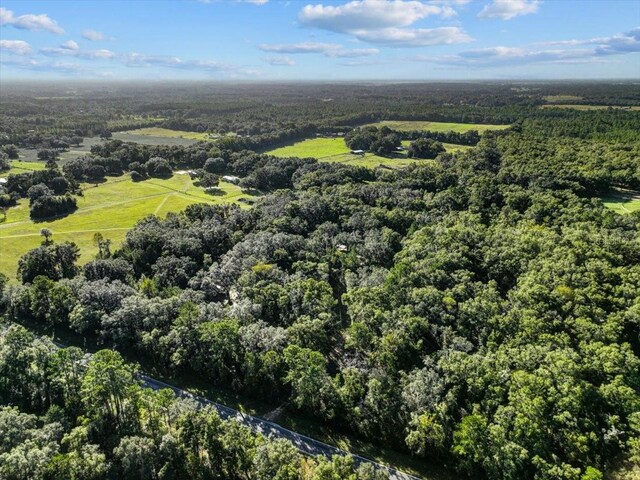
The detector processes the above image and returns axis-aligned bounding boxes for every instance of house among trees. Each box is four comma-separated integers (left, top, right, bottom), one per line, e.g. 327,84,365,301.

350,149,365,155
222,175,241,184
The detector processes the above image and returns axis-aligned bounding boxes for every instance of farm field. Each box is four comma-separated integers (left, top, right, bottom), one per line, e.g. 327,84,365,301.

366,120,511,132
2,160,47,176
112,127,226,146
0,173,253,279
602,189,640,214
267,137,469,169
18,136,103,164
268,137,351,158
539,104,640,111
543,95,584,103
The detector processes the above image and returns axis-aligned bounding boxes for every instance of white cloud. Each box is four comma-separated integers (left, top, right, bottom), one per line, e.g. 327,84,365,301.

265,55,295,66
41,47,117,60
0,39,32,55
355,26,472,47
0,7,64,34
82,29,106,41
258,42,379,57
298,0,470,47
540,28,640,55
60,40,80,50
411,28,640,67
299,0,453,32
478,0,540,20
333,48,380,57
259,42,342,54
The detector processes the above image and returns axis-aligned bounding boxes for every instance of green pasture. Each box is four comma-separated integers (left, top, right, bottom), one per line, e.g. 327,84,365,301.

18,136,103,165
113,127,218,146
2,160,47,176
366,120,511,133
539,104,640,111
268,137,351,158
267,137,468,169
542,95,584,103
0,173,253,279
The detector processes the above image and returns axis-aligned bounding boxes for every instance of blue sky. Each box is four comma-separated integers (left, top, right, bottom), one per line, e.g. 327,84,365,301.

0,0,638,80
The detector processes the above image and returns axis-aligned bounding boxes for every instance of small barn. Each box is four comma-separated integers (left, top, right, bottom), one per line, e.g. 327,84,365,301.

350,149,365,155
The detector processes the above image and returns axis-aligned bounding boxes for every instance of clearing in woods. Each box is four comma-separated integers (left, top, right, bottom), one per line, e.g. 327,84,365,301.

365,120,511,132
267,137,471,169
112,127,224,145
0,172,254,279
601,189,640,215
539,104,640,111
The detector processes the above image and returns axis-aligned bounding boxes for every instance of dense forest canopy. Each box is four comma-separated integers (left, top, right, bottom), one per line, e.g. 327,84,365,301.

1,81,639,480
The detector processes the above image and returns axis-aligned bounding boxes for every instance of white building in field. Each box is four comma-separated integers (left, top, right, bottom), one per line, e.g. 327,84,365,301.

223,175,240,184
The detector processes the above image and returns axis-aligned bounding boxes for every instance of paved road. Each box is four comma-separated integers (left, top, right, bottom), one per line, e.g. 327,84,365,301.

140,375,423,480
45,337,422,480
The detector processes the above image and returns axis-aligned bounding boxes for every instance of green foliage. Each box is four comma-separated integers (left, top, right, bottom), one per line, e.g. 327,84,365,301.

0,327,384,480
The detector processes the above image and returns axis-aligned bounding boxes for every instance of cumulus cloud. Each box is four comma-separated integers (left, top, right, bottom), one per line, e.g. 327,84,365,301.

298,0,470,47
299,0,453,32
258,42,379,57
478,0,540,20
411,28,640,67
0,7,64,34
82,29,106,41
265,55,295,66
0,39,32,55
60,40,80,50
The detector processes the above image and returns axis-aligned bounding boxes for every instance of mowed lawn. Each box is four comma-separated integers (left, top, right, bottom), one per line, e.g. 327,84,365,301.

602,189,640,215
0,173,252,279
267,137,470,169
366,120,511,133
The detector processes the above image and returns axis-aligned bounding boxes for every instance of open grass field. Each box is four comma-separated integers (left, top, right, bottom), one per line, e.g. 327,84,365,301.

267,137,469,169
543,95,584,103
112,127,231,146
602,189,640,215
366,120,511,132
539,104,640,111
112,129,203,146
0,173,254,279
268,137,351,158
18,136,103,165
2,160,47,177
